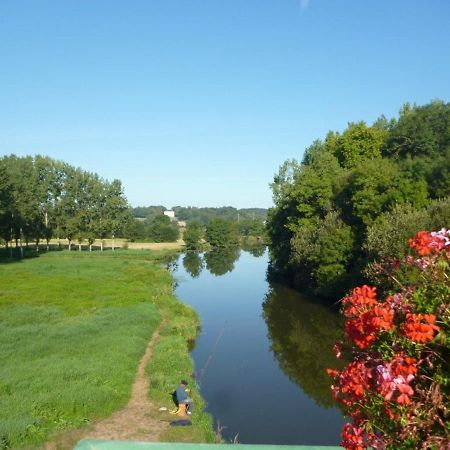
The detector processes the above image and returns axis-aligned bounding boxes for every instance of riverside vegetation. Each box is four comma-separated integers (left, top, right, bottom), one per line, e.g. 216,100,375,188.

266,100,450,299
0,249,214,449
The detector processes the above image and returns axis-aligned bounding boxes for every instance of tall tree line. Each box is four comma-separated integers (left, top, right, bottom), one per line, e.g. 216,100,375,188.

0,155,129,252
267,100,450,299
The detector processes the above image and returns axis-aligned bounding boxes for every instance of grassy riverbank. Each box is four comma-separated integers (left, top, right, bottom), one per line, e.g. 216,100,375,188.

0,250,213,449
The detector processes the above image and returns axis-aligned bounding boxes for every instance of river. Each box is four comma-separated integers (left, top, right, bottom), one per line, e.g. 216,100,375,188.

172,246,346,445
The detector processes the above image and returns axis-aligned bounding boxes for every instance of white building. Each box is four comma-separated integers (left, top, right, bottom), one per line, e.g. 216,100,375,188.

164,210,175,219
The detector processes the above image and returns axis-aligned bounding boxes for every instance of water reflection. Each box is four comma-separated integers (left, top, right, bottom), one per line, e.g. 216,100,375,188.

175,249,345,444
183,252,204,278
240,241,266,257
262,284,346,409
204,247,240,276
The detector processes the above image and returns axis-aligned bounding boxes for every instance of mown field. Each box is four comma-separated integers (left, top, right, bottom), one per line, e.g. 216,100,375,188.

0,250,213,449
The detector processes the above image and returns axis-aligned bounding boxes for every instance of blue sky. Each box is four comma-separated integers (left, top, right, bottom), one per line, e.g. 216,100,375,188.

1,1,449,208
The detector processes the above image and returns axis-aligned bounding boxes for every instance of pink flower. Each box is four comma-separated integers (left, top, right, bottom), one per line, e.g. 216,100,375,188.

393,374,414,405
376,364,415,404
376,364,396,401
334,343,342,358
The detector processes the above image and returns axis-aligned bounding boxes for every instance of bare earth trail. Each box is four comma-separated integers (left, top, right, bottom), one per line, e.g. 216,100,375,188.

45,323,169,449
83,324,169,441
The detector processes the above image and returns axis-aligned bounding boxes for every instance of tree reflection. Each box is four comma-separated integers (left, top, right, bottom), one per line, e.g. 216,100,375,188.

262,284,346,409
240,241,266,257
204,247,240,276
183,252,204,278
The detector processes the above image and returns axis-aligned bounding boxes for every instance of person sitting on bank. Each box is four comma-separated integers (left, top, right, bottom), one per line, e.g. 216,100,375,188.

174,380,193,415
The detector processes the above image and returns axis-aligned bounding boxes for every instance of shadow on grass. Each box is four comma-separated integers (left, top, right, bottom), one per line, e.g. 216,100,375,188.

0,244,139,264
0,245,65,264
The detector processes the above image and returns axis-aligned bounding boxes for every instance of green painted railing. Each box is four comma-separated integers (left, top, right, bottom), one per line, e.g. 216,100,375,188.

74,440,342,450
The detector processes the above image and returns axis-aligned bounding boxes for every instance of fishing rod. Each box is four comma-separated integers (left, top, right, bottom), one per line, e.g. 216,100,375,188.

197,323,227,385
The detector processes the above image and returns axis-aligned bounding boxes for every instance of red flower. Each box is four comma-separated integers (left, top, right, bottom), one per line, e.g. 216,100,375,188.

409,230,447,256
403,313,440,343
372,305,394,331
341,423,367,450
345,311,377,349
391,354,418,377
326,368,340,377
344,302,395,349
342,285,378,316
335,361,372,406
384,403,398,420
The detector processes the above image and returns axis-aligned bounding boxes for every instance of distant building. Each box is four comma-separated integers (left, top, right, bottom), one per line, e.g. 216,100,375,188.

177,220,187,228
164,210,175,219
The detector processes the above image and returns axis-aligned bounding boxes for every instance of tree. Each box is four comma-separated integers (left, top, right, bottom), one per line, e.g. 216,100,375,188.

266,100,448,299
383,100,450,159
236,218,264,237
0,163,12,247
333,122,386,169
335,158,428,229
103,179,129,250
147,215,179,242
183,220,204,250
267,143,343,281
205,218,239,248
291,211,356,297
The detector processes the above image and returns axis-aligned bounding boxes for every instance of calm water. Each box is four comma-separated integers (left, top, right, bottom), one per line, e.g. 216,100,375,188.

173,247,346,445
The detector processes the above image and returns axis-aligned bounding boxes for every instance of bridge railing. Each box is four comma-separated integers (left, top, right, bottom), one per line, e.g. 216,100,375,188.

73,440,343,450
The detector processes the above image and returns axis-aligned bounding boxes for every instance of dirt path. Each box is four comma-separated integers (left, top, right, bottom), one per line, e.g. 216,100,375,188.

45,324,169,449
82,325,168,442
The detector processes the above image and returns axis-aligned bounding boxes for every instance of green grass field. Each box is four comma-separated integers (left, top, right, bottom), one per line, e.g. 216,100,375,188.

0,250,213,449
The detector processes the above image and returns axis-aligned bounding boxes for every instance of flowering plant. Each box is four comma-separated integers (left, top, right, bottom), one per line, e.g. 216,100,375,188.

327,229,449,449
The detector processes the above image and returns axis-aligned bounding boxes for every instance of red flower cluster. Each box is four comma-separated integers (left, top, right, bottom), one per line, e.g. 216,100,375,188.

342,285,378,315
330,361,372,407
341,423,366,450
327,229,449,450
403,313,440,343
408,230,449,256
343,286,394,349
391,354,418,377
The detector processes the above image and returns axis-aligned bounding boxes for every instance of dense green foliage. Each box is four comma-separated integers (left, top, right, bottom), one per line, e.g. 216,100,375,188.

0,250,213,448
132,205,166,221
146,215,179,242
0,155,129,250
205,218,239,248
111,214,180,243
183,220,204,250
130,207,266,244
267,100,450,299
